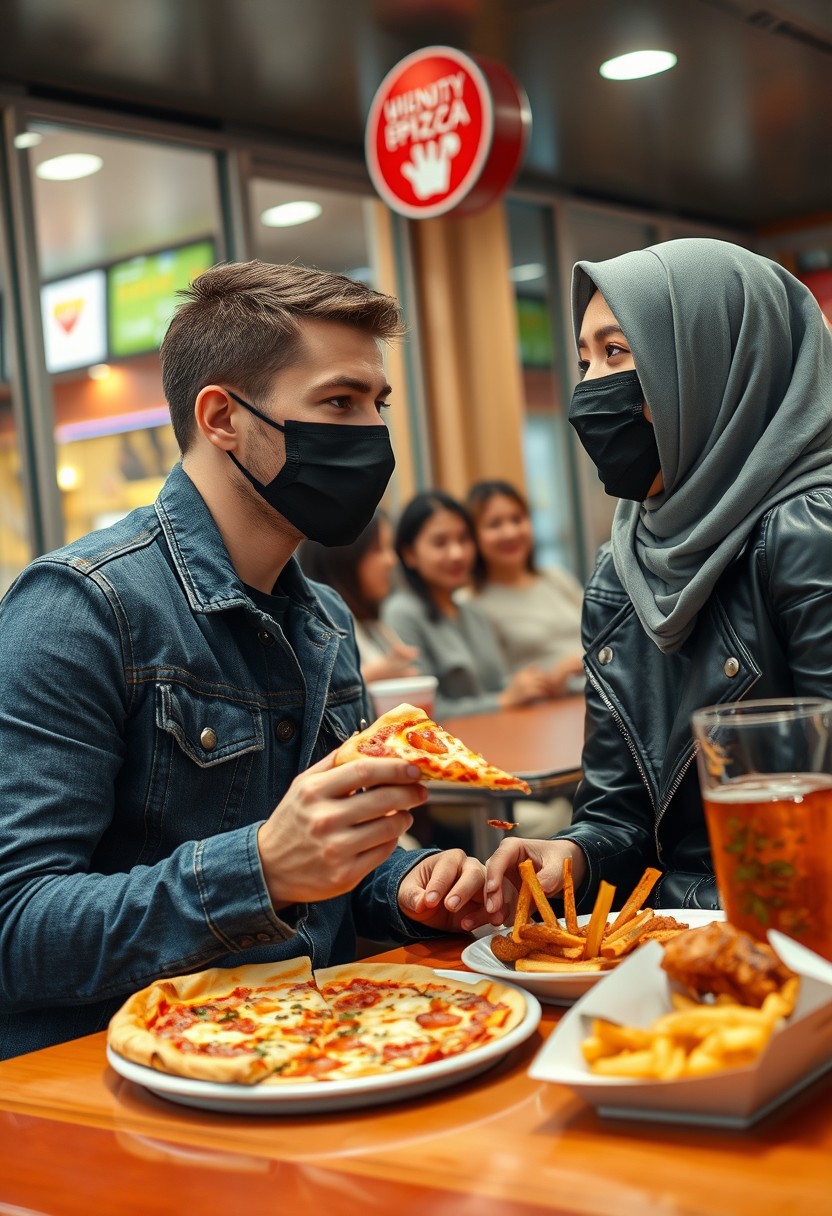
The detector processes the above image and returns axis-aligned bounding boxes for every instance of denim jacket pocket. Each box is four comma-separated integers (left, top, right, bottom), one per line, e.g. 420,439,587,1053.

136,682,265,862
156,682,263,766
308,698,366,765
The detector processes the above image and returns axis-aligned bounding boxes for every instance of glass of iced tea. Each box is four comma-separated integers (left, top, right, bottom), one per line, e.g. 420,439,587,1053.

691,697,832,961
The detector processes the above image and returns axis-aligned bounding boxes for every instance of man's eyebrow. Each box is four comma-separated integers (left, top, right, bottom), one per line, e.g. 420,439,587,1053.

312,376,392,396
577,324,626,349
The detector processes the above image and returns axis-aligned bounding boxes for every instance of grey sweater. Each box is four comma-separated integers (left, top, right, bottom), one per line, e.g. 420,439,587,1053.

381,589,508,718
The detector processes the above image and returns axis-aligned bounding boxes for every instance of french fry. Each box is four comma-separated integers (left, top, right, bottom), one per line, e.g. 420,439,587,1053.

562,856,579,935
581,881,616,960
511,881,532,943
518,923,585,949
525,946,584,961
518,859,559,928
600,909,655,958
606,866,662,935
516,957,607,973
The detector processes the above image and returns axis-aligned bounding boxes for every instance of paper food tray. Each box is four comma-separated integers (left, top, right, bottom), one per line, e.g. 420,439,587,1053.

528,931,832,1128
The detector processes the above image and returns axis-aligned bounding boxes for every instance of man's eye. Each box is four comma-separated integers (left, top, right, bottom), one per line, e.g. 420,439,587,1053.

376,400,392,413
325,396,352,410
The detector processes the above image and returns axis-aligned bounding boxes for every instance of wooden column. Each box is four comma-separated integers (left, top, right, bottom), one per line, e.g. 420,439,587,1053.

410,203,527,498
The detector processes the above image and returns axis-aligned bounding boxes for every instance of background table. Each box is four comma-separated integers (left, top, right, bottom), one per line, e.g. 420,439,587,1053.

1,936,829,1216
438,697,586,857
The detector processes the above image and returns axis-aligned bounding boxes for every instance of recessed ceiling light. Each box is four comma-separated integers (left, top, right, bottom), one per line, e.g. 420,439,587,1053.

35,153,104,181
509,262,546,283
14,132,42,149
260,201,323,228
599,50,677,81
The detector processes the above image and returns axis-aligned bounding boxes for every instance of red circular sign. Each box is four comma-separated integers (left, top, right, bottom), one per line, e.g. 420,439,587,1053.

365,46,531,219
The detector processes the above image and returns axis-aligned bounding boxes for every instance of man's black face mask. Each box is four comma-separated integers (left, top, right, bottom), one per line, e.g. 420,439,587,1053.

227,390,395,546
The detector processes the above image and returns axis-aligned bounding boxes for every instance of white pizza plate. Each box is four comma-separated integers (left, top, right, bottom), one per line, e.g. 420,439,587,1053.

461,909,725,1005
105,969,542,1115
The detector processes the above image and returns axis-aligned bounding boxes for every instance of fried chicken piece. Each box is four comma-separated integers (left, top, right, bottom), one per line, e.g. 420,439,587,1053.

660,921,795,1008
491,933,533,963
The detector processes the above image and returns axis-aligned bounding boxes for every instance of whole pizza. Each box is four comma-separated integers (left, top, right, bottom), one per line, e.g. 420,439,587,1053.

107,959,527,1086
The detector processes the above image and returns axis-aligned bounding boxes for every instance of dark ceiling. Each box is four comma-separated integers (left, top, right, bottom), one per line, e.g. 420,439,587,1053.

1,0,831,230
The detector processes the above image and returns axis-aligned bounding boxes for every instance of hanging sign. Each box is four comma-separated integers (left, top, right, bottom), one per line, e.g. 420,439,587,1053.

365,45,531,219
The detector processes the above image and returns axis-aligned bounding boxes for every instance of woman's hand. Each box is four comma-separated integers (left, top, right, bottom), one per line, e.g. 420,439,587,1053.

397,849,507,933
546,654,585,698
499,664,553,708
483,838,587,924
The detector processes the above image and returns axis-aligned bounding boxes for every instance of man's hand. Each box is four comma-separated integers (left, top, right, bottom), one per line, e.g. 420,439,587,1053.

484,838,587,925
397,849,506,933
257,752,428,907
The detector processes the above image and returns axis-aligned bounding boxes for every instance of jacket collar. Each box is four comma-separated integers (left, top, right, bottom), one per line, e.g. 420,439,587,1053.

154,463,344,632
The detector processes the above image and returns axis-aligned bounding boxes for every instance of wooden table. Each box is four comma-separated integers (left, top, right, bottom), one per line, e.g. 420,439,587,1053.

1,936,828,1216
439,697,586,857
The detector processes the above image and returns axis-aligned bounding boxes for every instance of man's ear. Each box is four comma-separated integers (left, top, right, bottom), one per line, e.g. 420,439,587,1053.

194,386,240,451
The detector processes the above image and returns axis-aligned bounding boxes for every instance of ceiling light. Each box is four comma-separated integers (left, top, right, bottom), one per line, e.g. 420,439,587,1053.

509,262,546,283
57,465,81,491
260,201,323,228
35,153,104,181
88,363,111,380
599,50,677,81
14,132,42,149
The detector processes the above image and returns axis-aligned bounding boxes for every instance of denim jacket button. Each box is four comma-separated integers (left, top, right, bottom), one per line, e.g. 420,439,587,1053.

200,727,218,750
257,629,274,646
275,719,296,743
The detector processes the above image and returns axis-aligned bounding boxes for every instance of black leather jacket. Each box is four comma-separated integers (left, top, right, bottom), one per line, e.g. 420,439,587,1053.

559,487,832,912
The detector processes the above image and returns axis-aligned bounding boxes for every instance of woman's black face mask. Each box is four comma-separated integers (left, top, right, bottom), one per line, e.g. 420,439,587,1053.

568,369,661,501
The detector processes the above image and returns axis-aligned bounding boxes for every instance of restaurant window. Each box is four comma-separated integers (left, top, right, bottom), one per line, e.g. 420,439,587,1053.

506,200,578,575
25,124,223,542
0,271,31,592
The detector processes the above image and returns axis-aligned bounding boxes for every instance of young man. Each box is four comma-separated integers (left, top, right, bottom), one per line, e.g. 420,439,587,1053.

0,261,494,1059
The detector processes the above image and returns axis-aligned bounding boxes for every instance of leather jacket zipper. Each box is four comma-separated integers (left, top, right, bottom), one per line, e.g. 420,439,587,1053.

655,744,698,865
585,667,656,815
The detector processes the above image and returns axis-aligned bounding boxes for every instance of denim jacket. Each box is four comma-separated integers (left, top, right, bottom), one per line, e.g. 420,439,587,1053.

0,464,435,1058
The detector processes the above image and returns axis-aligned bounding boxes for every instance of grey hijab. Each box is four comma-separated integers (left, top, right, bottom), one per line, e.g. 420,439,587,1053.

572,238,832,653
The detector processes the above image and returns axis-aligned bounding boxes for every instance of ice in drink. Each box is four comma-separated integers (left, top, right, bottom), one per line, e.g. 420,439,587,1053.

704,772,832,960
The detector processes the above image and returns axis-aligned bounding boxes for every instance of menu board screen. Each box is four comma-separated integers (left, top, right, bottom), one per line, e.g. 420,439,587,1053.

108,239,215,358
41,269,108,373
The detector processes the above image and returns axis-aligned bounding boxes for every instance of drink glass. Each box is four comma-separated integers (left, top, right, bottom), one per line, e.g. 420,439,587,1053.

691,697,832,961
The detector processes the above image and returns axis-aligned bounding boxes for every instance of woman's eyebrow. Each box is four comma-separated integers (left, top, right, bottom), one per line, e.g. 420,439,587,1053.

577,324,626,349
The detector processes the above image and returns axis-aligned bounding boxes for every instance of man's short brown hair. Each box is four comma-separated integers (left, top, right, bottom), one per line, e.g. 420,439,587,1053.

160,260,404,452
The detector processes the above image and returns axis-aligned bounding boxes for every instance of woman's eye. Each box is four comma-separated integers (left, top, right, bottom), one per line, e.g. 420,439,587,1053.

576,359,589,375
605,343,628,358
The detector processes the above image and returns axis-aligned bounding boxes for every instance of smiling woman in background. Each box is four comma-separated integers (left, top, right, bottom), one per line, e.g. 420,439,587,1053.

381,490,554,720
466,479,584,697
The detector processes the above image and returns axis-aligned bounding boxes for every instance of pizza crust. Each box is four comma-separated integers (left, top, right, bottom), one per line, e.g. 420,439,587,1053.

107,958,317,1085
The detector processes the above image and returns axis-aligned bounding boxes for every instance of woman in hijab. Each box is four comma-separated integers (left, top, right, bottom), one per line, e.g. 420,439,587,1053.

484,237,832,916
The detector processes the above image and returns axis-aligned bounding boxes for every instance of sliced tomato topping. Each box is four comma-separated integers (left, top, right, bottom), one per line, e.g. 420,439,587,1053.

405,727,448,755
415,1009,462,1029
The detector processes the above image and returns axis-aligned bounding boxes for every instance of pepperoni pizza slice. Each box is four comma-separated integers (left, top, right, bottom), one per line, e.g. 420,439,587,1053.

334,703,531,794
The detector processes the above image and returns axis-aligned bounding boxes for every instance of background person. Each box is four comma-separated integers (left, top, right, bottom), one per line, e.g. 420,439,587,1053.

485,238,832,919
0,261,497,1060
298,509,420,684
465,479,584,696
382,490,553,720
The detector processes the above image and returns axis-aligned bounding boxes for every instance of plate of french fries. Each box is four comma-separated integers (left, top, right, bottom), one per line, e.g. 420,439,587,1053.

461,861,712,1004
528,927,832,1127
